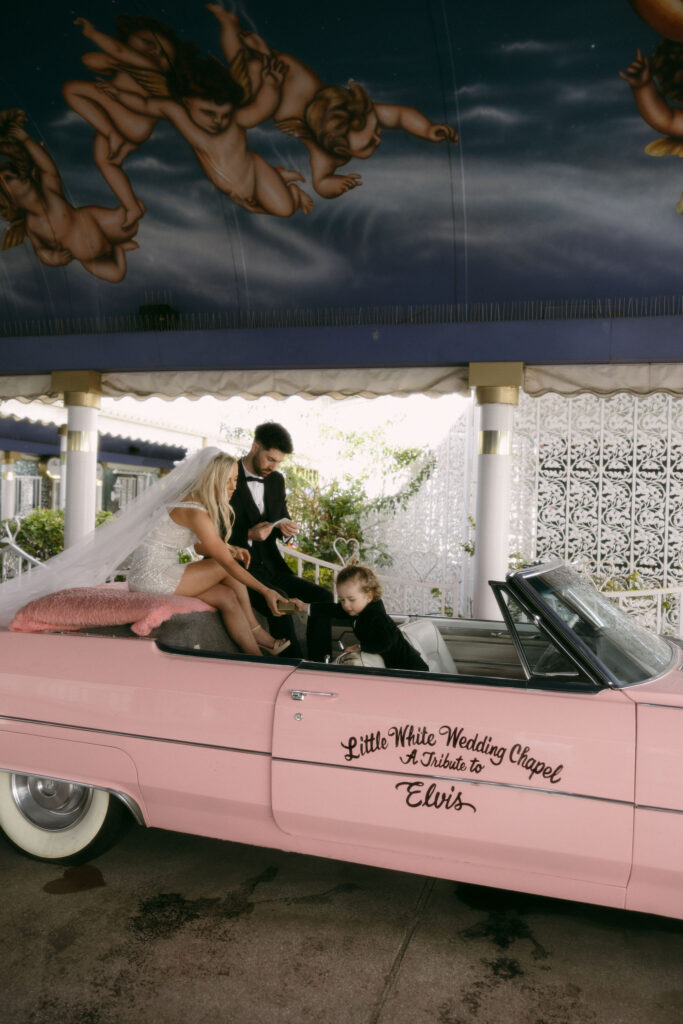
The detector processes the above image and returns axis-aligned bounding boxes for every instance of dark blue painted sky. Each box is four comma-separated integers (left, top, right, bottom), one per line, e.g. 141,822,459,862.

0,0,675,326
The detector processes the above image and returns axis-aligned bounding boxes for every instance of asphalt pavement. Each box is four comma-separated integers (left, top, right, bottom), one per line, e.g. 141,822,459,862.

1,824,682,1024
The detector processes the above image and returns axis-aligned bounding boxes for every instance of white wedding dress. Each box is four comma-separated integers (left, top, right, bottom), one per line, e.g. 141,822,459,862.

127,502,204,594
0,448,221,628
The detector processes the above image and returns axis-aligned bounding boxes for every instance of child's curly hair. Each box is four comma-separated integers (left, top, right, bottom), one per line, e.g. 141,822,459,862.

116,14,184,53
303,81,374,159
168,51,243,107
652,39,683,103
336,561,382,602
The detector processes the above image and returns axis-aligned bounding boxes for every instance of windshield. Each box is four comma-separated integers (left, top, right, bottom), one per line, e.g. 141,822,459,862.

516,563,674,686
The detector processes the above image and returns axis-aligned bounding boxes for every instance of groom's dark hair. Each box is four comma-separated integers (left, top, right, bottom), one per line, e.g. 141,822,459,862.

254,422,293,454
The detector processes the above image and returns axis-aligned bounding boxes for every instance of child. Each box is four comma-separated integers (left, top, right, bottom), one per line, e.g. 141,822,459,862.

63,15,184,228
0,112,140,282
97,50,312,216
208,6,457,199
303,562,428,671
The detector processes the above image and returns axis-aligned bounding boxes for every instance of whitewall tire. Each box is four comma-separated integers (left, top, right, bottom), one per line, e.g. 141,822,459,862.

0,771,126,863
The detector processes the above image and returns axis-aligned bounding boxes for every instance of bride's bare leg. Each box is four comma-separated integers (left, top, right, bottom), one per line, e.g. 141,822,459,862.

197,581,262,655
174,559,261,655
222,573,280,648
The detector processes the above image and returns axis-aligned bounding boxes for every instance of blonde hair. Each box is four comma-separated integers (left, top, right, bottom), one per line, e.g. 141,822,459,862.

336,561,382,601
191,452,236,536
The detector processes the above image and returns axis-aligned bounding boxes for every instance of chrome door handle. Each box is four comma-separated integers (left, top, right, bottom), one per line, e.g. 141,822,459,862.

290,690,338,701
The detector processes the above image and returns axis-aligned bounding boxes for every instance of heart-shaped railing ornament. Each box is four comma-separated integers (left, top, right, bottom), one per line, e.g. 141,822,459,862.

333,537,361,565
406,550,438,581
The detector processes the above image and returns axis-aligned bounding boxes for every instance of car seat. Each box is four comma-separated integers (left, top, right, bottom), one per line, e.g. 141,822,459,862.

399,619,458,674
333,649,386,668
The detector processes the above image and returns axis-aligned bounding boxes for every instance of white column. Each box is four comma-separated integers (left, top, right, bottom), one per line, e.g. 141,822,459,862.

64,402,99,547
469,363,523,620
95,463,103,512
1,453,17,521
51,372,101,549
58,425,67,510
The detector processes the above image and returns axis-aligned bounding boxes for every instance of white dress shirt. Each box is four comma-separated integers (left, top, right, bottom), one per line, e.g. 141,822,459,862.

244,465,265,516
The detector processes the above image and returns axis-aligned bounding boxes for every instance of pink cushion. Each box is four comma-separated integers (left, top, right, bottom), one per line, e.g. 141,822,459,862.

9,583,213,636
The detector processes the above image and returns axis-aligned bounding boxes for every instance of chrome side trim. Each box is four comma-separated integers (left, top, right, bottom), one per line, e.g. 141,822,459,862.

635,803,683,816
111,790,145,826
637,702,683,711
6,716,682,816
272,755,634,807
0,714,270,758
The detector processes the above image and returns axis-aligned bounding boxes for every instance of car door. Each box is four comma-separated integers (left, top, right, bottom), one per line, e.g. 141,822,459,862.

271,628,636,897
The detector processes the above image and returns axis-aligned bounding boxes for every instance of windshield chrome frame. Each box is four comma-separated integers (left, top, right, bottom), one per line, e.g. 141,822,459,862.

506,559,677,689
491,579,607,689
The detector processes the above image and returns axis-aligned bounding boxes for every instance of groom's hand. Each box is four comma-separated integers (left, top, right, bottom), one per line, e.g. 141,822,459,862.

248,521,274,541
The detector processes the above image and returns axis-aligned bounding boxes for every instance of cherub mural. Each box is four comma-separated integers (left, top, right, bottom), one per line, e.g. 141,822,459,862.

621,3,683,211
62,14,185,229
208,4,458,199
0,110,141,282
0,3,458,287
96,48,313,216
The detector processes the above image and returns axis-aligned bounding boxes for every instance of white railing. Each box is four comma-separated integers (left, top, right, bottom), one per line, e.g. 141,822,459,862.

0,519,42,582
5,524,681,632
0,528,456,617
279,543,458,617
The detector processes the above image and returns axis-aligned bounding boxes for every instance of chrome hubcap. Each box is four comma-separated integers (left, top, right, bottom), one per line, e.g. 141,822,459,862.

10,774,93,831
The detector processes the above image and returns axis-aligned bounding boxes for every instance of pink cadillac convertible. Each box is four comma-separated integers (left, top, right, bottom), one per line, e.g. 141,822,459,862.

1,558,681,920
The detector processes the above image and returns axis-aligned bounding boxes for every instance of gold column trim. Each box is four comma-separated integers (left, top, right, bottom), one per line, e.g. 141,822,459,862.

478,429,513,455
64,391,101,409
474,385,519,406
469,361,524,386
51,370,102,407
469,363,523,406
67,430,97,453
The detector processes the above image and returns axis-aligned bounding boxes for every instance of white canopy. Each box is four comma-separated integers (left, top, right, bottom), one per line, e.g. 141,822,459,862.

523,363,683,397
3,363,683,402
0,366,471,402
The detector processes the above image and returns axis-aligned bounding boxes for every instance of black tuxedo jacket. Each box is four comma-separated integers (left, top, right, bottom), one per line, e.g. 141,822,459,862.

229,460,292,578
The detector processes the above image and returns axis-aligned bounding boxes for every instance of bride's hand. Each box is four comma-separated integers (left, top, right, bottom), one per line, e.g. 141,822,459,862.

265,589,283,616
231,545,251,568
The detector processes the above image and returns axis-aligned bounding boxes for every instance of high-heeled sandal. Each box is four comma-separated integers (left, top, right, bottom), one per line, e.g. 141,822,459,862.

251,626,291,656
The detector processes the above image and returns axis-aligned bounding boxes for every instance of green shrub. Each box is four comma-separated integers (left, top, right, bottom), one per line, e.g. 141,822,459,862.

2,509,113,561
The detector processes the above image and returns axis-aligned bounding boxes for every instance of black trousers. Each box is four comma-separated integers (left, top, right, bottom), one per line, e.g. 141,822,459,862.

248,567,333,660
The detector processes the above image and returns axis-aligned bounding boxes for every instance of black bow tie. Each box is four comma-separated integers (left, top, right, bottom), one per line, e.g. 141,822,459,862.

245,475,264,483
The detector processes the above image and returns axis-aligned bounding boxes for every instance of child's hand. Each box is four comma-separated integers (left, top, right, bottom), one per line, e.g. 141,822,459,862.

262,56,288,89
289,598,308,613
206,4,239,27
6,122,29,143
619,49,652,89
96,79,120,100
37,246,73,267
74,17,95,37
427,123,458,144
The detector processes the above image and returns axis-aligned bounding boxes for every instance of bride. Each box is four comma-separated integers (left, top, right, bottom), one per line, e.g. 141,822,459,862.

0,447,290,656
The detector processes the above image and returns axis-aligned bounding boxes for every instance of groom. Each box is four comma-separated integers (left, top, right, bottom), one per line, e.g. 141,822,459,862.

229,422,333,658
